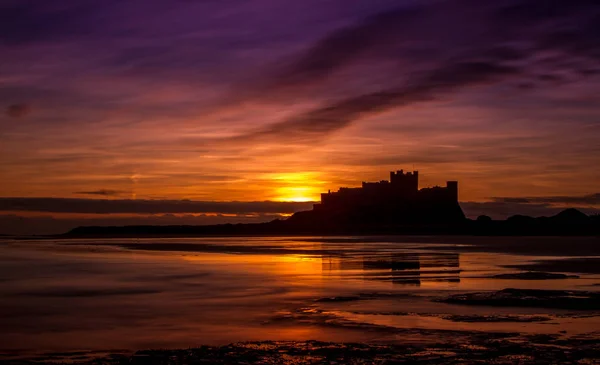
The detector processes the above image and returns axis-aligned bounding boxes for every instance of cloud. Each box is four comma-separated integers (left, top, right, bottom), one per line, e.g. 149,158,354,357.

264,6,422,91
234,61,519,143
461,201,599,220
2,199,598,235
75,189,128,196
491,193,600,205
0,197,315,215
228,0,600,143
463,192,600,219
6,103,31,118
0,2,89,45
0,212,292,236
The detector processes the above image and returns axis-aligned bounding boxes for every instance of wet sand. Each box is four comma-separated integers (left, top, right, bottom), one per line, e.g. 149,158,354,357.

1,236,599,363
439,288,600,310
505,257,600,274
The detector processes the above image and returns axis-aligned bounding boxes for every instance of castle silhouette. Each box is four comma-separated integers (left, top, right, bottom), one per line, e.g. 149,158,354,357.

288,169,465,226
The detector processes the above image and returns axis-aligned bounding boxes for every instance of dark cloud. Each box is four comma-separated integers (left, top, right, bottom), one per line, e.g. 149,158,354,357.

464,192,600,219
0,197,315,215
75,189,128,196
0,212,292,236
2,198,598,235
267,7,422,90
232,0,600,142
493,197,531,204
237,61,519,143
6,103,31,118
461,201,599,220
0,1,102,45
491,193,600,205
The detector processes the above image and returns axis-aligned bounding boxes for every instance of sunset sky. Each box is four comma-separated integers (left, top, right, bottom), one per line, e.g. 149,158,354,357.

1,0,599,233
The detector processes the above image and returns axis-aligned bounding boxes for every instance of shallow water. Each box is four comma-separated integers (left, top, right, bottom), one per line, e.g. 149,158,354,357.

1,236,599,356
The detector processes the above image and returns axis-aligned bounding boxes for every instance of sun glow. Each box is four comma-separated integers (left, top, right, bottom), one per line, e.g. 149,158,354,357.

268,172,324,202
276,187,318,202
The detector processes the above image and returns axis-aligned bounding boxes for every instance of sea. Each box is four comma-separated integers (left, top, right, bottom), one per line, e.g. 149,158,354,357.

1,236,599,359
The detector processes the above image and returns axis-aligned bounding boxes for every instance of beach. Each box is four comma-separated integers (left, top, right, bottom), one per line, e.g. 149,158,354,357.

1,236,599,363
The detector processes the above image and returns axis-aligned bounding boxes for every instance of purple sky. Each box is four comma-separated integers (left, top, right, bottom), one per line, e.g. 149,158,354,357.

1,0,599,233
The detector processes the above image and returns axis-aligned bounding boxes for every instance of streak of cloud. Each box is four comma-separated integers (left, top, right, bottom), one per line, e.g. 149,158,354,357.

0,197,315,215
227,0,599,142
461,201,599,220
491,193,600,206
75,189,129,196
235,62,519,143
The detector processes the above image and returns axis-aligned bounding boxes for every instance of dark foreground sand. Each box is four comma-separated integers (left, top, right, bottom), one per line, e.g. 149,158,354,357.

5,335,600,365
6,288,600,364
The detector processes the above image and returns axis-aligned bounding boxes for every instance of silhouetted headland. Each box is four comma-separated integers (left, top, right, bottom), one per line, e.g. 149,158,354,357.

65,170,599,237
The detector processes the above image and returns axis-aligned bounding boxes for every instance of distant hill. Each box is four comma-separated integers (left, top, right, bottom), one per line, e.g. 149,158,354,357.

65,208,599,237
550,208,590,223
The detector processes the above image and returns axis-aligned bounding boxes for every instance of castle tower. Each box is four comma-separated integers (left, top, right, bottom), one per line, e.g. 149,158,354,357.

446,181,458,202
390,170,419,194
412,171,419,191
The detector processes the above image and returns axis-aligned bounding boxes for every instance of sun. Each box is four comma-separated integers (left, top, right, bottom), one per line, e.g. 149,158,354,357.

268,172,323,202
276,187,318,202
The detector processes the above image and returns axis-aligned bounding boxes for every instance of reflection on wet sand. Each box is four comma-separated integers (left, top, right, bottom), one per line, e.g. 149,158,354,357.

1,236,600,359
322,252,460,286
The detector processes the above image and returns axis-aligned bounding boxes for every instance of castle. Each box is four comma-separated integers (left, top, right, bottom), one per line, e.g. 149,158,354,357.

314,170,458,211
289,170,465,226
